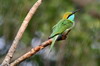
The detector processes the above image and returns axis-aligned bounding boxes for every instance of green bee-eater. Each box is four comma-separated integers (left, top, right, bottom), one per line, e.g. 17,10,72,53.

49,10,79,52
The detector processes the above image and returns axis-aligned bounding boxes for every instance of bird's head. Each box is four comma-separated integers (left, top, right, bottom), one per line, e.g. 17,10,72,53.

63,10,79,21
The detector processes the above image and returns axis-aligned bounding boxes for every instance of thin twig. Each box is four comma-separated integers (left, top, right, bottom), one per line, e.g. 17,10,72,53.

10,29,71,66
1,0,42,66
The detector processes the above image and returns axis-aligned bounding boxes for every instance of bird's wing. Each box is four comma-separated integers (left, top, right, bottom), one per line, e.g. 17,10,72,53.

49,19,74,38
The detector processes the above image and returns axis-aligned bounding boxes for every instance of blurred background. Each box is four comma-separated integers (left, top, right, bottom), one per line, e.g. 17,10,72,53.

0,0,100,66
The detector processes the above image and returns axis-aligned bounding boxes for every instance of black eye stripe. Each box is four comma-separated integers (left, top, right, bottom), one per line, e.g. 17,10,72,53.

67,9,79,19
67,14,72,19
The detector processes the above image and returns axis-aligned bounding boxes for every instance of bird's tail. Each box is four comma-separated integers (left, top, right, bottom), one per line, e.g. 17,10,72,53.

49,35,59,53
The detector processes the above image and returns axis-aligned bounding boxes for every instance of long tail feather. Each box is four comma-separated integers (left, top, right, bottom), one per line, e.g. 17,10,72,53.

49,35,59,53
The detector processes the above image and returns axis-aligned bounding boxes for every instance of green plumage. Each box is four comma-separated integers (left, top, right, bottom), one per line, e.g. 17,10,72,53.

48,10,79,53
49,19,74,38
49,19,74,53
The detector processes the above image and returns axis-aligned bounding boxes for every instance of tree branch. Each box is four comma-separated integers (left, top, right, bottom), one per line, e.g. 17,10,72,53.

10,29,71,66
1,0,42,66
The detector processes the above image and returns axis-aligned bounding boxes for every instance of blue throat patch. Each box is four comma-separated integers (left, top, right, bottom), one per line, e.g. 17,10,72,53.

68,14,75,21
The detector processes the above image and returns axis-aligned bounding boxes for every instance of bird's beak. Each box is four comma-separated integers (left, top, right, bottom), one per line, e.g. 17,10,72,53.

72,9,80,14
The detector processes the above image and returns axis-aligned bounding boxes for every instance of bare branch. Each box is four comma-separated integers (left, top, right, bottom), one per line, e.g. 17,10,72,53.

10,29,71,66
10,39,52,66
1,0,42,66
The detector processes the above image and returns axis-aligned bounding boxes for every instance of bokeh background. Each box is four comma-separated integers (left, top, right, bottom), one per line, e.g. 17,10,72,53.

0,0,100,66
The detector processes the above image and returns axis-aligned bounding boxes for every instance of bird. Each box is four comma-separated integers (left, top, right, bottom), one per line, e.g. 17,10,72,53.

48,10,79,52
